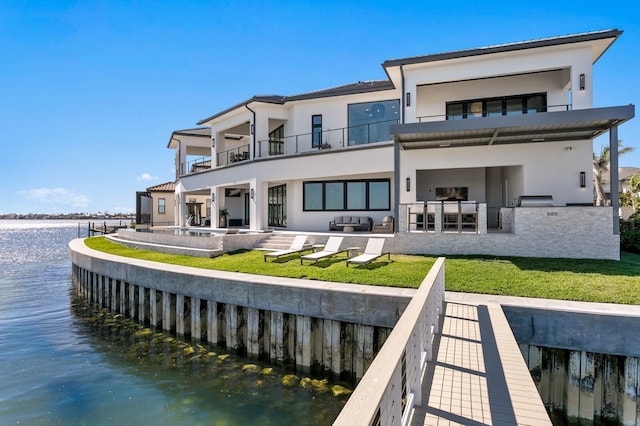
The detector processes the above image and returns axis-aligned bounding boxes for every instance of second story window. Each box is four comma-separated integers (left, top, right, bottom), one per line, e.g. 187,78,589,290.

269,125,284,155
312,115,322,148
348,99,400,145
446,93,547,120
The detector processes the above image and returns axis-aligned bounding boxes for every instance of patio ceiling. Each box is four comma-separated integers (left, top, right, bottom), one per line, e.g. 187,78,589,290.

391,105,635,149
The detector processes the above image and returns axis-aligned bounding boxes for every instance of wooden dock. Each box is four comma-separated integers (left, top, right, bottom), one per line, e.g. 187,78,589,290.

86,221,129,236
410,301,551,425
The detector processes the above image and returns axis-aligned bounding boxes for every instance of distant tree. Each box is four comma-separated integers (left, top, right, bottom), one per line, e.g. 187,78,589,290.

593,141,634,206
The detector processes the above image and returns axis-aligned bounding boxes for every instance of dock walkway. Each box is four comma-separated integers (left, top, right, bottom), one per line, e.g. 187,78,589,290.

410,299,551,426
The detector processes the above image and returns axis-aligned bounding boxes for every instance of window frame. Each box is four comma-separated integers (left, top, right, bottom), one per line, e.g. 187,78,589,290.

303,179,391,212
347,99,400,145
158,197,166,214
446,93,547,120
311,115,322,148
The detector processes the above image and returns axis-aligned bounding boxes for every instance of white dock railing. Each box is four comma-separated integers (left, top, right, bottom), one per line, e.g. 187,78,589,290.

333,257,445,426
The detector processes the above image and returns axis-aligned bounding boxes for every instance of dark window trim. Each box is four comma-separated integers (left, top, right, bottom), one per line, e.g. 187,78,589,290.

269,124,284,155
446,93,547,119
158,198,166,214
312,114,322,148
303,179,391,212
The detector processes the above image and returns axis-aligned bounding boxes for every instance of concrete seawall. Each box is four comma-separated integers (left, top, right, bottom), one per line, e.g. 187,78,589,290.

69,238,415,379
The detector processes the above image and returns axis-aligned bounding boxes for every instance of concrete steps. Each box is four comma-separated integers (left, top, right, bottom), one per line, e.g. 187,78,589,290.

253,233,298,251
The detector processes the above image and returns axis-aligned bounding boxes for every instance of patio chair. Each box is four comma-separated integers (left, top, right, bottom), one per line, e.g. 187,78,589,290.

264,235,310,262
300,236,345,265
372,216,394,234
346,238,390,267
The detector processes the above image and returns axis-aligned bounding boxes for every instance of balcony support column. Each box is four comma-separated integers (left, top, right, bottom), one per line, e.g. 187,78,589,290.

610,125,619,235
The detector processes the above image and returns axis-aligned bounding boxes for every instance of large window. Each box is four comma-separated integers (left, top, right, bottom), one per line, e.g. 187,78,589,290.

348,100,400,145
312,115,322,148
158,198,166,214
446,93,547,120
303,179,390,211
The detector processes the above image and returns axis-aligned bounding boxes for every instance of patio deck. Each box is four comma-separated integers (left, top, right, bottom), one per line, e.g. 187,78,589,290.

410,301,551,426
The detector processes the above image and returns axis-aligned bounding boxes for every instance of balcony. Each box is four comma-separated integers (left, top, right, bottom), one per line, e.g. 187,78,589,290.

216,144,250,167
178,120,398,176
256,119,398,158
416,103,571,123
180,156,211,175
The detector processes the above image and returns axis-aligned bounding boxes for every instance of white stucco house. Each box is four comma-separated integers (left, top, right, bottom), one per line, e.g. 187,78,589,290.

168,29,634,260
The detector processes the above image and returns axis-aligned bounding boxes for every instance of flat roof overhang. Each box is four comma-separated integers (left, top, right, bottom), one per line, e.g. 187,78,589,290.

391,105,635,149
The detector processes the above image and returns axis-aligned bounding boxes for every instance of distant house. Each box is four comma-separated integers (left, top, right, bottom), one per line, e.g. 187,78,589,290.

165,29,634,259
601,167,640,201
146,182,176,227
600,166,640,219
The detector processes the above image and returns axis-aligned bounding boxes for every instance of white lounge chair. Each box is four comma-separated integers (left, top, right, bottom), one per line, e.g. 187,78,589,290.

264,235,310,262
300,236,345,265
346,238,390,267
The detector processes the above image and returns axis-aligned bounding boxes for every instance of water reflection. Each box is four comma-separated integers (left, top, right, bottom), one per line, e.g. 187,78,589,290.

70,296,351,425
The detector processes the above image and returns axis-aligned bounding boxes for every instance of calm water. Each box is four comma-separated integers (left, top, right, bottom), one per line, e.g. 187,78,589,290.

0,220,347,425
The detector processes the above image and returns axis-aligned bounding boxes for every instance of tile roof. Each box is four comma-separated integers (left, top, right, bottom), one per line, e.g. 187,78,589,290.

146,181,175,192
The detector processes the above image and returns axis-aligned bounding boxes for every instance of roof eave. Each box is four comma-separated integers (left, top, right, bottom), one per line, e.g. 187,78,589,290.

167,128,211,148
197,96,285,126
383,29,622,69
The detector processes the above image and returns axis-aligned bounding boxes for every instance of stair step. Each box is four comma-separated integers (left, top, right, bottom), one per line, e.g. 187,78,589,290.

254,233,298,251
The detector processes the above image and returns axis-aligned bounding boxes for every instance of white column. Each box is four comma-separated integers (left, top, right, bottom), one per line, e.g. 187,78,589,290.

570,54,593,110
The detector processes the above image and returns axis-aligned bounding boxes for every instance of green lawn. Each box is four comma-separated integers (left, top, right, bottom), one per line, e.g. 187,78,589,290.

84,237,640,305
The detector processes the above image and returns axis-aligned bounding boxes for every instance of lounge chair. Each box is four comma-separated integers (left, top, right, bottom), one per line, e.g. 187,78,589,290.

264,235,310,262
300,236,345,265
346,238,390,267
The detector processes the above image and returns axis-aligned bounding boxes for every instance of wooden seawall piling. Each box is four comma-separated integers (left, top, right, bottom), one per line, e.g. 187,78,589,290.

69,238,413,380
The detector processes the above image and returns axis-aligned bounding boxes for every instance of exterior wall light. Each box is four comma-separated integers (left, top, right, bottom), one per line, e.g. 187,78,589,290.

250,188,255,199
406,92,411,107
579,74,585,91
580,171,586,188
406,177,410,192
250,124,255,135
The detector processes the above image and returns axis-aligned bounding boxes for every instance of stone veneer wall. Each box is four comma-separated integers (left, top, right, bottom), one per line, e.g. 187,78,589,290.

396,205,619,260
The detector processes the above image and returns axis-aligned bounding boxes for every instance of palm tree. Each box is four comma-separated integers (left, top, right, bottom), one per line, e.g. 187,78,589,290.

593,141,634,206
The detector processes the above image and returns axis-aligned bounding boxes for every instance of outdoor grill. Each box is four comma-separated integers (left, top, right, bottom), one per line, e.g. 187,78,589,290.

517,195,554,207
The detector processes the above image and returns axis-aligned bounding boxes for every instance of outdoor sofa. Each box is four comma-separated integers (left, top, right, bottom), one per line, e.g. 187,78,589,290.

329,216,372,232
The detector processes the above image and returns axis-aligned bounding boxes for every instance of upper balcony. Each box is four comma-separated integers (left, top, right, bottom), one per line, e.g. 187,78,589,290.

255,119,398,158
416,103,571,123
178,119,398,177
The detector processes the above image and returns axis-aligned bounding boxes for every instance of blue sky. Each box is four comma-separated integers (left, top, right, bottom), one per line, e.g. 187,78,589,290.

1,0,639,214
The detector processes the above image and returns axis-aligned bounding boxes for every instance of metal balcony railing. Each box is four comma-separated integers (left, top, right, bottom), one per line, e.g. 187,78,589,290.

256,119,398,158
216,144,250,167
417,104,571,123
180,156,211,176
